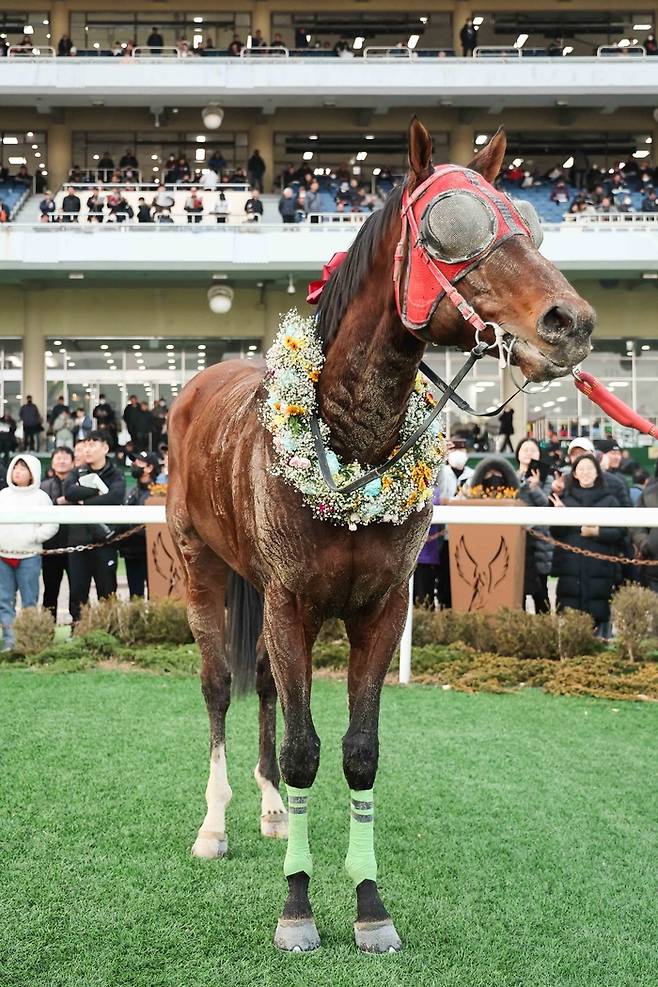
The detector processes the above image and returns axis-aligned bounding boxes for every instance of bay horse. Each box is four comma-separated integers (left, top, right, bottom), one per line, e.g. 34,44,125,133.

167,119,595,953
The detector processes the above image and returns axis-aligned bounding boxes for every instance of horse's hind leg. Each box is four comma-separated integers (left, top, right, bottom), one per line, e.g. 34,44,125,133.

254,638,288,839
176,528,233,860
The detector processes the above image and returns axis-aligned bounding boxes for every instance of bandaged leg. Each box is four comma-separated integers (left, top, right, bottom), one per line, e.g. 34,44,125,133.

283,785,313,878
345,789,377,886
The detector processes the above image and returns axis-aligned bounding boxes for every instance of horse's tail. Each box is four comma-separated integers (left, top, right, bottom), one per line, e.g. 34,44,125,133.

225,569,264,695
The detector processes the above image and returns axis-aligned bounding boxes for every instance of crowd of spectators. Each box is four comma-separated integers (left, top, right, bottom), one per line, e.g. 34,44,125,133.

0,392,170,645
0,394,168,459
501,154,658,220
413,430,657,639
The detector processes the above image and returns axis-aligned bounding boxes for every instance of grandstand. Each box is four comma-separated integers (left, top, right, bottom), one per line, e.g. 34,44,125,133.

1,0,658,447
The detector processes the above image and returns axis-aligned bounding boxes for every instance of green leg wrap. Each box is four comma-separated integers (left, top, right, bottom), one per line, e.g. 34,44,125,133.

345,788,377,886
283,785,313,878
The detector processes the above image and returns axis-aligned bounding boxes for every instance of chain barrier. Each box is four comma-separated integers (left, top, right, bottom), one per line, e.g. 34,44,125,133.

528,527,658,566
0,525,145,558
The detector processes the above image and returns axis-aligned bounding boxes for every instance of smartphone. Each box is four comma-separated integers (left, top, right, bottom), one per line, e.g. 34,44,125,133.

528,458,552,482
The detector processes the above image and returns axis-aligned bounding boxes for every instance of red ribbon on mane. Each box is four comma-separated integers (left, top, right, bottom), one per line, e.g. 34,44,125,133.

306,251,348,304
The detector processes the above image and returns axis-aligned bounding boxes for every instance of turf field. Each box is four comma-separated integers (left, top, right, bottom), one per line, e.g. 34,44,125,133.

1,669,656,987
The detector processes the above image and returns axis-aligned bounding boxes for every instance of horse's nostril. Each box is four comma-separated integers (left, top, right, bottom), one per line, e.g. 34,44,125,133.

540,304,576,336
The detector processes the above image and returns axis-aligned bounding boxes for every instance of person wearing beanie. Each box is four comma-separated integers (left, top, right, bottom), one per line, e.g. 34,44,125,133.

0,454,58,649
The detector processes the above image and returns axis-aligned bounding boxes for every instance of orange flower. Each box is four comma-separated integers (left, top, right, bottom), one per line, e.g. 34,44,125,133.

382,475,392,490
286,404,306,416
425,392,437,407
284,335,303,352
273,401,281,412
406,491,418,507
411,462,432,491
308,369,320,383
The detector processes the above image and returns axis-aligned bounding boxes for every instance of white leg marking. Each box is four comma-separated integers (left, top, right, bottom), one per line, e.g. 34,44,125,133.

192,744,232,859
255,766,288,839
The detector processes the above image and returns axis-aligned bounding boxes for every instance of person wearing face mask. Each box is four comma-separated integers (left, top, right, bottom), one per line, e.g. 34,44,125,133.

416,443,475,608
0,455,58,650
464,454,554,614
550,454,625,637
118,451,160,597
40,446,75,622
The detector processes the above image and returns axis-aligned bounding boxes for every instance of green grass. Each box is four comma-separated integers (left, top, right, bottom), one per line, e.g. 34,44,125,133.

1,671,656,987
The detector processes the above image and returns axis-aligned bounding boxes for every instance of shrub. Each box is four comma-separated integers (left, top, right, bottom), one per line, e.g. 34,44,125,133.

419,606,598,661
77,630,121,657
27,637,91,667
611,584,658,662
74,596,192,646
12,607,55,657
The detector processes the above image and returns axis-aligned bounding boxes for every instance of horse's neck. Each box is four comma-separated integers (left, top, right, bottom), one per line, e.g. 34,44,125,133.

317,298,425,466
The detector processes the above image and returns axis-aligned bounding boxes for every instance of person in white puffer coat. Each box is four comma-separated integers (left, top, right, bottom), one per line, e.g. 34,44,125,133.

0,454,58,650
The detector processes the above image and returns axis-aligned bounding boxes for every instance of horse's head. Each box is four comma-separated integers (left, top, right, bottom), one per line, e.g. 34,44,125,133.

397,118,595,382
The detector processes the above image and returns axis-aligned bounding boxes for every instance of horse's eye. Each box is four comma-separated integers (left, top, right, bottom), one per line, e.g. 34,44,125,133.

420,190,497,263
512,198,544,248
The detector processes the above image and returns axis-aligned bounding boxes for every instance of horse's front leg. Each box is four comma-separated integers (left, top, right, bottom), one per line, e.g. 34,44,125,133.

263,582,322,953
343,584,409,953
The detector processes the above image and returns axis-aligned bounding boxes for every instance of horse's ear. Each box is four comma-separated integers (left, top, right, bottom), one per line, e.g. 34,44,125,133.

407,116,434,189
468,128,507,184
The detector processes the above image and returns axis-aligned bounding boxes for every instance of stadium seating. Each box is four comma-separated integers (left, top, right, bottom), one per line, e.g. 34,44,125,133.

0,182,29,218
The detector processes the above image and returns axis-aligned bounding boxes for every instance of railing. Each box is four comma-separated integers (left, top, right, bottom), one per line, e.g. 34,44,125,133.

7,45,55,58
59,181,250,192
565,211,658,226
4,503,658,684
132,46,181,58
597,45,646,57
473,45,521,58
7,212,369,230
240,46,289,59
363,46,412,60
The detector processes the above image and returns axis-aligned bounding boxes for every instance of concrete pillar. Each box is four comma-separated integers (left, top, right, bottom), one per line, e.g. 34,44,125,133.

498,367,527,452
251,3,271,43
248,120,274,192
50,1,68,48
23,300,46,415
452,1,473,54
450,123,474,165
47,123,70,190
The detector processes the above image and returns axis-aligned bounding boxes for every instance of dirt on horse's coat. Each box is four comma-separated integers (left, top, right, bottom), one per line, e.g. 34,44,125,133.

166,118,595,953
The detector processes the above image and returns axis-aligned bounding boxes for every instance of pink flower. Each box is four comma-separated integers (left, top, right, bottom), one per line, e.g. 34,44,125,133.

289,455,311,470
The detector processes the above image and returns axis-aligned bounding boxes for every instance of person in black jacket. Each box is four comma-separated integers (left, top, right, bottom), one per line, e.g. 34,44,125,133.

119,451,160,597
19,396,42,451
63,431,125,622
550,454,625,637
0,412,17,465
61,186,81,222
40,446,75,621
460,18,477,56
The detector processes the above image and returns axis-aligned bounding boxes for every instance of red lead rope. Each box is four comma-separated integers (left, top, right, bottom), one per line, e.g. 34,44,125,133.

573,369,658,439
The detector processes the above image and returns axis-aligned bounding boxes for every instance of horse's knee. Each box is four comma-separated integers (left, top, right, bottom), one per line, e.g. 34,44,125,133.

342,728,379,791
280,725,320,789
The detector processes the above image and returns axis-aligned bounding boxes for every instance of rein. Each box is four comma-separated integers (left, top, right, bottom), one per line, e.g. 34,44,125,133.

310,338,519,497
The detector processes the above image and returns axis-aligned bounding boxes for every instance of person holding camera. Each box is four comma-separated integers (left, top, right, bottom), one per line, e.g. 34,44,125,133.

63,431,125,622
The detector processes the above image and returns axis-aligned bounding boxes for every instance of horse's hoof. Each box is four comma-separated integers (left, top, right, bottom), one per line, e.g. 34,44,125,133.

191,830,228,859
354,920,402,954
261,811,288,840
274,918,320,953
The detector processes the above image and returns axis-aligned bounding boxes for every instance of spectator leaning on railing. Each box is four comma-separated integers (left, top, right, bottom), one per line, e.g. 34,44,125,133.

0,455,58,651
550,454,625,638
63,431,125,623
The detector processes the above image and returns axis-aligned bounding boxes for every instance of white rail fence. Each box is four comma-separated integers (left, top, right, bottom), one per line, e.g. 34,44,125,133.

3,504,657,684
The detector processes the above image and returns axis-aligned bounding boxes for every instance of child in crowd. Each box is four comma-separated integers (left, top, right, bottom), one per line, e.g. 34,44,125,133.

0,455,58,650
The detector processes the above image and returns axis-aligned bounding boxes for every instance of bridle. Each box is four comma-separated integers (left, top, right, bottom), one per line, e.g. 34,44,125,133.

307,166,541,496
393,163,532,344
305,168,656,496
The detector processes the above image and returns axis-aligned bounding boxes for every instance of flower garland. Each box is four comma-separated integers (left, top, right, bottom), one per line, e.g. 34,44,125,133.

260,311,445,529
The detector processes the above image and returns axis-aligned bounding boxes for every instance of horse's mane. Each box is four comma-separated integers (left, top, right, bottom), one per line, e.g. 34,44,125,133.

315,185,403,350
